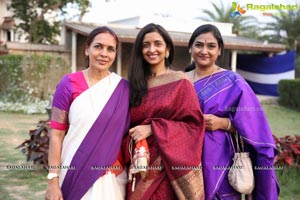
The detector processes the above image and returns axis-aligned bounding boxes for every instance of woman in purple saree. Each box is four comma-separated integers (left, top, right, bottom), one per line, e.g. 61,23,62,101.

46,27,130,200
185,24,279,200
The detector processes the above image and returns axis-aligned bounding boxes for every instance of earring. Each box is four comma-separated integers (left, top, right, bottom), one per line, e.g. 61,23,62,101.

219,52,221,56
166,52,169,59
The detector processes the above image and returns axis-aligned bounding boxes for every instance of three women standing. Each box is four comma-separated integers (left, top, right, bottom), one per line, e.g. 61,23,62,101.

46,23,279,200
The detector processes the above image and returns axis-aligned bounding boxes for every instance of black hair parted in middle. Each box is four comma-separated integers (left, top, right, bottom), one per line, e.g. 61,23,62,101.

185,24,224,72
128,23,174,107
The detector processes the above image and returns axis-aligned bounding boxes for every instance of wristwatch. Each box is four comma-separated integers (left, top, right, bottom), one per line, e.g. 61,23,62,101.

47,173,59,180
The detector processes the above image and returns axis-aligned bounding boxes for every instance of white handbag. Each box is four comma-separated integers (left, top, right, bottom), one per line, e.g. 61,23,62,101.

228,132,255,195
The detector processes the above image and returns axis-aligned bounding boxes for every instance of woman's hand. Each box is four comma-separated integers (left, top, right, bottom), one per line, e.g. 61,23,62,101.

45,179,63,200
129,125,152,143
204,114,232,131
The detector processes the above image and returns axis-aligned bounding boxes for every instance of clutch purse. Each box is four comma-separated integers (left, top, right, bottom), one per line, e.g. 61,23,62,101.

128,139,150,192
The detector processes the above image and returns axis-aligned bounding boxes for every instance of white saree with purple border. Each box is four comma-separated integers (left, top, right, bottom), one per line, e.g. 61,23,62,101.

50,72,130,200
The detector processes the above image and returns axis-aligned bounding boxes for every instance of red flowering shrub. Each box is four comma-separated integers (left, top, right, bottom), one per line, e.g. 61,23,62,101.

273,135,300,170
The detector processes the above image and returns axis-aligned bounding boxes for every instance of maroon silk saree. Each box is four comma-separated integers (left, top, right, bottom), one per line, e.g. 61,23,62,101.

123,71,205,200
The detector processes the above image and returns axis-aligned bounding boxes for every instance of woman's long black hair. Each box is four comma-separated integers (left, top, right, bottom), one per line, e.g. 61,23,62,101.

185,24,224,72
128,23,174,107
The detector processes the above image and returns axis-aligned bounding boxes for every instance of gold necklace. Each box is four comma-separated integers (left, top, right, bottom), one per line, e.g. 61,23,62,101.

85,68,111,87
84,69,111,113
86,69,91,87
194,67,219,86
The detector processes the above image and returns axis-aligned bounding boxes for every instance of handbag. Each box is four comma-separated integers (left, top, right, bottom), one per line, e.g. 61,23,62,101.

128,138,150,192
228,131,255,195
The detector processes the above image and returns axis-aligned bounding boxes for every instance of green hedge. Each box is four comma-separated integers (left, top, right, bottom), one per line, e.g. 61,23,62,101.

0,55,24,102
0,54,69,113
278,79,300,110
0,54,69,102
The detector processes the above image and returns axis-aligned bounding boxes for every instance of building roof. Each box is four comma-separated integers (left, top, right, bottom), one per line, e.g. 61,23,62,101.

64,21,286,53
0,16,15,29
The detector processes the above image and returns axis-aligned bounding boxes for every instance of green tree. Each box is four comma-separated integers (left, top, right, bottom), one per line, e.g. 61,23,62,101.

197,1,260,38
264,10,300,51
9,0,90,44
262,9,300,77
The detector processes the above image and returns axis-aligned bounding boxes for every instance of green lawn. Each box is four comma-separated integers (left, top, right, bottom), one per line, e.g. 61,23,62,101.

263,102,300,137
261,102,300,200
0,112,48,200
0,102,299,199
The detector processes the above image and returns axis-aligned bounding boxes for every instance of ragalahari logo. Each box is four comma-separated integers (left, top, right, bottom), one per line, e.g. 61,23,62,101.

231,2,246,18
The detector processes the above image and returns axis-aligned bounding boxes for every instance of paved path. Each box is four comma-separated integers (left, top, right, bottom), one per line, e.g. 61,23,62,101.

256,95,279,104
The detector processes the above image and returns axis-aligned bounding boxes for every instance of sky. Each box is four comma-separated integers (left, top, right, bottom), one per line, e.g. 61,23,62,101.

63,0,300,24
82,0,213,23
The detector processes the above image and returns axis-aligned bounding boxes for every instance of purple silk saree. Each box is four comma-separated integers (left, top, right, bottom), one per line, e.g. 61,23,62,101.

194,70,279,200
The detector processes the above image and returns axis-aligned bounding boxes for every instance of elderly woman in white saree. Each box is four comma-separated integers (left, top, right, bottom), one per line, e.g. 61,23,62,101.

46,26,130,200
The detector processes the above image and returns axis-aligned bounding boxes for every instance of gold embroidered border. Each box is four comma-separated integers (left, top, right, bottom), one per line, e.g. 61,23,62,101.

148,70,190,89
51,106,68,124
130,156,163,200
171,166,205,200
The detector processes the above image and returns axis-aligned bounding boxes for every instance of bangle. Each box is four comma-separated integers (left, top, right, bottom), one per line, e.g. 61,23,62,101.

226,118,231,131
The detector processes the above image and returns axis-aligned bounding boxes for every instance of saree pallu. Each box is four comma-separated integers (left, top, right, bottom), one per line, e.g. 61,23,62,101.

50,72,130,200
123,71,205,200
194,70,279,200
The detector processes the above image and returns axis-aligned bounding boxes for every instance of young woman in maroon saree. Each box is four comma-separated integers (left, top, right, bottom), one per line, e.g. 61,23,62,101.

122,23,206,199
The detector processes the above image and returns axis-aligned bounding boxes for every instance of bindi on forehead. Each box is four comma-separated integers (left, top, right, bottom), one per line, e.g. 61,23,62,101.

196,33,217,43
196,39,217,45
198,37,216,41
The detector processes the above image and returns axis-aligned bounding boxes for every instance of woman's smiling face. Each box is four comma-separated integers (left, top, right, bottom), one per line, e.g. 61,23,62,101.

190,32,221,69
142,31,169,69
